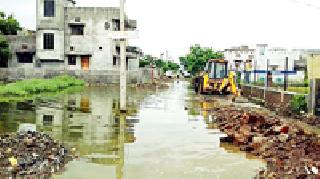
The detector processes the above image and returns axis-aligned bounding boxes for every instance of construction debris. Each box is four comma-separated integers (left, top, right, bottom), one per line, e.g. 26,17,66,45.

209,106,320,178
0,131,72,178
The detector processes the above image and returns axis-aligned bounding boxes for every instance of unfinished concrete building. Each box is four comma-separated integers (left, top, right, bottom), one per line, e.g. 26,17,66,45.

36,0,139,71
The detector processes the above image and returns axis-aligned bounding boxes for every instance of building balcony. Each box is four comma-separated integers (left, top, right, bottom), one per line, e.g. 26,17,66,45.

107,30,139,39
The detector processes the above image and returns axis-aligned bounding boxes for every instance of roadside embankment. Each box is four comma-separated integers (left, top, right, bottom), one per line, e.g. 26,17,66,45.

242,85,320,128
0,75,85,96
209,106,320,178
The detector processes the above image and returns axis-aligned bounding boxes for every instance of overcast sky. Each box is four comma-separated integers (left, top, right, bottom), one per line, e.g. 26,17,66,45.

2,0,320,60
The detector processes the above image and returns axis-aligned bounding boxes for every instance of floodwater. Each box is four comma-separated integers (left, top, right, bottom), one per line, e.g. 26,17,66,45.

0,81,265,179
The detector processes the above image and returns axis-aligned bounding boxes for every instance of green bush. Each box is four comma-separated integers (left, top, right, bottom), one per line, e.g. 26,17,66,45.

290,94,307,114
0,75,85,96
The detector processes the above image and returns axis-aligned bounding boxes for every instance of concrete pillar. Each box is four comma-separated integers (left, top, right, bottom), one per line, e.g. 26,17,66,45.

284,57,289,91
308,78,319,115
116,114,125,179
120,0,126,111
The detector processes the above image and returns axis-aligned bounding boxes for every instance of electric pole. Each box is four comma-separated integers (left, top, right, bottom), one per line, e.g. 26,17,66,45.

120,0,126,111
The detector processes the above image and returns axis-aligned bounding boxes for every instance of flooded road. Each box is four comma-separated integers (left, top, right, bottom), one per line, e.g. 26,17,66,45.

0,81,265,179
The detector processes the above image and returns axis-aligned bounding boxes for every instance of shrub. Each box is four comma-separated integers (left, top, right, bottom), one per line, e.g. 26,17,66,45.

290,94,307,114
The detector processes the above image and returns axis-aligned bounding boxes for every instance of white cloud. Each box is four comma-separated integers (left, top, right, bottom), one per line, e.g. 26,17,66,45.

2,0,320,59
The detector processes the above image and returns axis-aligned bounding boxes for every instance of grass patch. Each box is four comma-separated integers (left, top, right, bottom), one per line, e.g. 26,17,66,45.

0,75,85,96
0,86,84,103
288,87,309,94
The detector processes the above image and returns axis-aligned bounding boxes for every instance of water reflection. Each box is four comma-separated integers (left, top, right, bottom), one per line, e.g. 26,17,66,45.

0,86,145,179
0,83,265,179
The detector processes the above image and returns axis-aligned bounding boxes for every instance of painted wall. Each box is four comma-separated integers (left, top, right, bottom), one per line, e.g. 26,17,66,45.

308,54,320,79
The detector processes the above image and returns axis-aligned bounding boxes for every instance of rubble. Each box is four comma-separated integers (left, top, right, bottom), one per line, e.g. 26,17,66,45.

209,106,320,178
295,115,320,128
0,131,72,178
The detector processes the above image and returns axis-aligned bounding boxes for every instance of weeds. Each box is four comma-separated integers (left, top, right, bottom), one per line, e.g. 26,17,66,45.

0,75,85,96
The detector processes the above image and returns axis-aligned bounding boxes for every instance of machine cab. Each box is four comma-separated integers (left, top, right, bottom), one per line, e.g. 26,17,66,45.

207,59,228,79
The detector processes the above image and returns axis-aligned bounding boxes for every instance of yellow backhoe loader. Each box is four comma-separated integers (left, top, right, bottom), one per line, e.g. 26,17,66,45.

193,59,239,96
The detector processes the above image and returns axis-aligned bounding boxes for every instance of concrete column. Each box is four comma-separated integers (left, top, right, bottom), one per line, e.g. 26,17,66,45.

284,57,288,91
308,78,316,114
116,114,125,179
120,0,126,111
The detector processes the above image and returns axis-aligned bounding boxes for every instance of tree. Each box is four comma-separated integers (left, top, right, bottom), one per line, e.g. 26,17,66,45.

0,34,10,67
139,55,154,68
179,44,224,75
167,61,179,71
0,11,21,67
0,12,21,35
139,55,180,73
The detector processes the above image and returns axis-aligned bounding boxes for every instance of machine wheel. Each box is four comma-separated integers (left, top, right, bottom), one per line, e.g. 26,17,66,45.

198,78,203,94
198,82,202,94
222,87,228,95
193,78,199,93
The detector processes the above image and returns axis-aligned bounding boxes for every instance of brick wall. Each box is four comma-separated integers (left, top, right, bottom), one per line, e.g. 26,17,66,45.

242,85,308,116
251,86,264,99
265,90,282,110
0,68,156,85
242,85,252,98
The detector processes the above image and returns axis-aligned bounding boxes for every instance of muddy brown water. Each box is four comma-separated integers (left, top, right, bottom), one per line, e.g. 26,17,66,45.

0,81,265,179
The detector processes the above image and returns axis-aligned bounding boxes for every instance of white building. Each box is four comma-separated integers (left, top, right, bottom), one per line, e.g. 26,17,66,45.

223,44,320,83
36,0,139,71
255,44,320,82
223,45,255,71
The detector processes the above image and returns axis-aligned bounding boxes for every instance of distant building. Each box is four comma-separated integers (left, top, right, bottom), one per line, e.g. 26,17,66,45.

223,45,254,71
223,44,320,83
255,45,320,82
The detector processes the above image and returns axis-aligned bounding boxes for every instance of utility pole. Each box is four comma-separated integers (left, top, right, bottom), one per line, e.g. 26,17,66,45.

118,1,126,178
284,57,288,91
120,0,126,111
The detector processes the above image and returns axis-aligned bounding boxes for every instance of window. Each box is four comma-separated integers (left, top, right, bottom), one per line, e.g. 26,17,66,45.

44,0,55,17
215,63,227,79
99,47,103,50
116,46,120,55
21,44,28,50
113,56,117,66
208,62,214,78
126,57,128,70
17,53,33,63
43,33,54,49
259,47,265,55
105,22,110,30
70,46,74,51
75,17,80,22
112,19,120,31
70,25,84,35
68,55,76,65
43,115,53,126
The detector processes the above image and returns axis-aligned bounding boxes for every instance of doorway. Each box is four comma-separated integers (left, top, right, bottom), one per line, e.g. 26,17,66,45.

81,56,89,70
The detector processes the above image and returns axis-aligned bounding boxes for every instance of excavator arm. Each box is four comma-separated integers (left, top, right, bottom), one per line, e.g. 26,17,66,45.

228,71,239,96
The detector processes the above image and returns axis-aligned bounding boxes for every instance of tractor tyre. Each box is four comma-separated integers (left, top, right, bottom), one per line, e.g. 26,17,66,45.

198,78,204,94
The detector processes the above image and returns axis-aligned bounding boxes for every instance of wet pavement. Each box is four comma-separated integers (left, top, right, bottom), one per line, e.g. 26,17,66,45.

0,81,265,179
